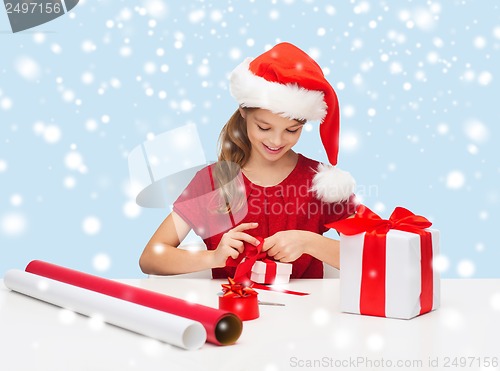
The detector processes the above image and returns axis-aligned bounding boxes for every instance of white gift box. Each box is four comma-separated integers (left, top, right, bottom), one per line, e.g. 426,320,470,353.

250,261,292,284
340,229,440,319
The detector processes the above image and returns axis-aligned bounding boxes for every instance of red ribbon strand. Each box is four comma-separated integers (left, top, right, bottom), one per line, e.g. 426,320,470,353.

232,237,267,285
227,236,309,296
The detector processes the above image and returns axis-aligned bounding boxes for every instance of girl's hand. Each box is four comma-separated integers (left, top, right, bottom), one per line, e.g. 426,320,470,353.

212,222,260,268
262,230,311,263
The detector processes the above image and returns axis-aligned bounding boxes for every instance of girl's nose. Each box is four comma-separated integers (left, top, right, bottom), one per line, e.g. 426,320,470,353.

269,133,283,147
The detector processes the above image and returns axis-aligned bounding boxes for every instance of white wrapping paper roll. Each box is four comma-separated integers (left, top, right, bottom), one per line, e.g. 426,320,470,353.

4,270,206,350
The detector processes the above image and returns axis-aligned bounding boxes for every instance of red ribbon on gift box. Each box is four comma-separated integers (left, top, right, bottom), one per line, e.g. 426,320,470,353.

260,260,277,284
226,236,278,284
227,236,309,296
231,237,267,285
232,238,285,285
327,205,434,317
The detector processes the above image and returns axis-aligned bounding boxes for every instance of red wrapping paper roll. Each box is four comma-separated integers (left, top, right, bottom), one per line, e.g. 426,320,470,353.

25,260,242,346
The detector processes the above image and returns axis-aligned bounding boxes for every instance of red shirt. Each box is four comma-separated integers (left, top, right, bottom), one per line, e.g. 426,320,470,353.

173,154,357,279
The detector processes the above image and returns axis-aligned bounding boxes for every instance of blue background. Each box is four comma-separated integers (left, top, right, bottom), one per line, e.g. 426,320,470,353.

0,1,498,278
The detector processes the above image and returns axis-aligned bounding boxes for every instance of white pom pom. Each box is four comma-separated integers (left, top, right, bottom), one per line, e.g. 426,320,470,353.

311,163,356,203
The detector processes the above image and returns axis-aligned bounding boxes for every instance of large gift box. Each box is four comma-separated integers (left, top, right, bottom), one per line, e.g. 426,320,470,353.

327,205,440,320
250,260,292,284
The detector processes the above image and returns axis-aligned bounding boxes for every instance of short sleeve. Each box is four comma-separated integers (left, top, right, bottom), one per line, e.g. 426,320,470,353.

172,165,248,239
320,194,359,233
172,167,213,234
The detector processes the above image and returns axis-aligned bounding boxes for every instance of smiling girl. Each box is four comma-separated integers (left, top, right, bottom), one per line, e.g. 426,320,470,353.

139,42,358,278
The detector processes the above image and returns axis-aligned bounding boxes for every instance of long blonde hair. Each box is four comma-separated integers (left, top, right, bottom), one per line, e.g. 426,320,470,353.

217,108,252,166
211,108,252,214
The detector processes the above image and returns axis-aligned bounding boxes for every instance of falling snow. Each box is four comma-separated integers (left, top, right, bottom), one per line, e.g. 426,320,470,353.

123,200,141,218
0,159,8,172
140,338,163,357
58,309,77,327
14,56,41,81
93,253,111,272
464,120,489,143
311,307,331,326
366,333,385,352
82,216,101,235
331,328,353,350
440,308,465,330
457,259,476,278
490,293,500,311
433,254,450,273
87,314,106,331
0,213,27,237
446,171,466,190
1,96,13,110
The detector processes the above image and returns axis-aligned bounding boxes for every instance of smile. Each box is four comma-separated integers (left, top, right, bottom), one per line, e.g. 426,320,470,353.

263,144,284,154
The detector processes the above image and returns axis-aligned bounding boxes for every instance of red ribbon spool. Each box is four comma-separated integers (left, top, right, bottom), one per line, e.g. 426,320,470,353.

219,278,259,321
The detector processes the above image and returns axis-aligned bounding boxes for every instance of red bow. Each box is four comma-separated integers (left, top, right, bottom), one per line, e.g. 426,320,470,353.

221,277,258,298
327,205,432,235
327,205,434,317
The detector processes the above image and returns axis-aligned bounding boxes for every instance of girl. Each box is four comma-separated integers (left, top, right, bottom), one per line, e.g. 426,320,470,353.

139,42,357,278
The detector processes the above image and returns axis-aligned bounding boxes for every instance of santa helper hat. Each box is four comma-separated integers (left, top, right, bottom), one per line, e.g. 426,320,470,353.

229,42,355,203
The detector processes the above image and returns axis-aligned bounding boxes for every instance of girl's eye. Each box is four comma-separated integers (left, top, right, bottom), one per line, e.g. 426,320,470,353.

257,125,270,131
286,128,300,133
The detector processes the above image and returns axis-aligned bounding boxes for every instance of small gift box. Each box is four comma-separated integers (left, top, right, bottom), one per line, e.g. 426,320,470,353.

218,278,259,321
327,205,440,320
250,260,293,284
228,237,293,286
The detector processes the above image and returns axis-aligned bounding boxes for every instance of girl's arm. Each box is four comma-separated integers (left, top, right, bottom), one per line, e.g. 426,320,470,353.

139,212,217,275
303,232,340,269
262,230,340,269
139,212,261,275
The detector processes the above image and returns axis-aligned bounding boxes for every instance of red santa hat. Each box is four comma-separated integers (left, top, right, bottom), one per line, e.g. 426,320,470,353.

229,42,355,203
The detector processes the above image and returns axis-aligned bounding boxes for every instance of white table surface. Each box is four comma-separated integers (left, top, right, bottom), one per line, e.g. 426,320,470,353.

1,278,499,371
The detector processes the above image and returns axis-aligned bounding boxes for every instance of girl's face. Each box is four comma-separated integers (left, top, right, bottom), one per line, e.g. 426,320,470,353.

242,108,304,163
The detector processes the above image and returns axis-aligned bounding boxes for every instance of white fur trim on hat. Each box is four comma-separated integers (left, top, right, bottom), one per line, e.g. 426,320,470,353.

311,163,356,203
230,58,327,122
